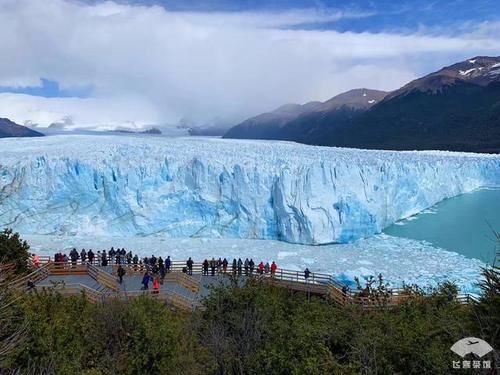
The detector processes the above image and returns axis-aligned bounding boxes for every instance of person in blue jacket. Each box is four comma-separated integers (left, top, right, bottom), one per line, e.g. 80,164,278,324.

142,271,150,290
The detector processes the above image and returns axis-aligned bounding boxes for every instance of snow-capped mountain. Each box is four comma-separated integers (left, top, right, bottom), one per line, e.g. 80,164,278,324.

0,135,498,245
225,56,500,153
385,56,500,100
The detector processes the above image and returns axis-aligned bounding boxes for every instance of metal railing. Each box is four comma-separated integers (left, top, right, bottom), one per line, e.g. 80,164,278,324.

19,255,480,308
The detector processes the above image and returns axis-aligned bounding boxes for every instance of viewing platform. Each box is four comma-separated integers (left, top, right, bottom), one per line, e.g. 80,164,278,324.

8,255,479,312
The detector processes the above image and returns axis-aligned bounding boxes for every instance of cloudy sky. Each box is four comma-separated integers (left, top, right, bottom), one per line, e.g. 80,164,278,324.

0,0,499,129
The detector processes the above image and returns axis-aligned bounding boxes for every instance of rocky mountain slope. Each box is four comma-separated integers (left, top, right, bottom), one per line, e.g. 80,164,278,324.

0,118,44,138
224,56,500,153
224,89,387,140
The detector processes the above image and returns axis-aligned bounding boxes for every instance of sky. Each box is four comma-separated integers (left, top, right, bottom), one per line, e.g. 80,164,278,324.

0,0,499,130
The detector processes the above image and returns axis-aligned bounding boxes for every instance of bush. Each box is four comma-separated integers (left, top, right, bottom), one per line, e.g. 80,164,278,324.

0,229,30,273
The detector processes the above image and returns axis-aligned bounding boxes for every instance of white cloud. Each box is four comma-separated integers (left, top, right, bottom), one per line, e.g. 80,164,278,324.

0,93,160,130
0,0,499,129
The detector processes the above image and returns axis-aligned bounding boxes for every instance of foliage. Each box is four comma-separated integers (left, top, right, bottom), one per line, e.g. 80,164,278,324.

0,240,499,374
198,277,475,375
473,231,500,351
7,291,205,374
0,229,30,274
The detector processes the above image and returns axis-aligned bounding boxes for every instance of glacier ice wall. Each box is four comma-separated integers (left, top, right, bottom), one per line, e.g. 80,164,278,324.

0,135,499,245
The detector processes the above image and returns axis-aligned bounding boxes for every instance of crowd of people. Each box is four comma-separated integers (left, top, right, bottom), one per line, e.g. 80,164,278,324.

199,257,280,277
42,248,314,289
52,247,137,267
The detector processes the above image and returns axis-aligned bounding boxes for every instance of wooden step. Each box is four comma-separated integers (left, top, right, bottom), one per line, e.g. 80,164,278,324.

49,270,88,276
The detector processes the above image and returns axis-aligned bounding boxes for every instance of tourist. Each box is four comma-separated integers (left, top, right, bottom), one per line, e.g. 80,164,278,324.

32,253,40,268
304,268,311,281
210,257,216,276
152,276,160,294
203,259,209,276
217,258,223,274
88,249,95,264
127,251,133,265
27,278,35,292
63,253,69,268
150,255,157,266
232,259,237,274
222,258,228,273
70,248,79,267
257,261,265,275
270,261,277,276
244,258,249,276
165,256,171,273
101,250,108,267
187,257,194,275
80,249,87,263
142,272,150,290
109,247,116,264
264,262,270,274
237,258,243,275
133,254,139,270
159,261,166,281
249,259,255,275
151,262,159,275
117,265,126,284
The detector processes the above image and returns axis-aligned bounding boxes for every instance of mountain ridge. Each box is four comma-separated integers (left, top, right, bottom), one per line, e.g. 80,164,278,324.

224,88,388,140
224,56,500,153
0,117,44,138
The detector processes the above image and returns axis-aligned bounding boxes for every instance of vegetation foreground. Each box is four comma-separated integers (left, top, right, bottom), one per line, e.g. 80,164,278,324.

0,230,499,374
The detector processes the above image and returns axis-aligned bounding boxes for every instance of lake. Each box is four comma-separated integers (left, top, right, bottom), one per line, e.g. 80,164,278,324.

384,188,500,264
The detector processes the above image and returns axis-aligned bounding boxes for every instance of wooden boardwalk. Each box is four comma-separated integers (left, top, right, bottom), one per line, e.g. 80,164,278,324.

9,256,479,312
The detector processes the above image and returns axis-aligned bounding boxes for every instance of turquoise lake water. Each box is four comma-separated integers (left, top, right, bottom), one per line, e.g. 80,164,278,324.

384,189,500,265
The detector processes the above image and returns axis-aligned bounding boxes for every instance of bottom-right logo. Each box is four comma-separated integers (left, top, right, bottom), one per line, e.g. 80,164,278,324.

450,337,495,370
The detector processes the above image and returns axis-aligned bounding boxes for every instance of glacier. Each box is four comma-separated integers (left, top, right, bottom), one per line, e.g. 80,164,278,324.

0,134,499,245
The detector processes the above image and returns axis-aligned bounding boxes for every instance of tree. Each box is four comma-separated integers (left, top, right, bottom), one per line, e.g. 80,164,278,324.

473,231,500,350
0,229,30,274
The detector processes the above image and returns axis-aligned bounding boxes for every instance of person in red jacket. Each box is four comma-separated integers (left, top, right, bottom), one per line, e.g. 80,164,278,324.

270,261,277,276
258,261,265,275
152,276,160,294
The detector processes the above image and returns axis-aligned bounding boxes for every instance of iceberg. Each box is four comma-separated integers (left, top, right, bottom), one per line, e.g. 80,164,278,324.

0,135,499,245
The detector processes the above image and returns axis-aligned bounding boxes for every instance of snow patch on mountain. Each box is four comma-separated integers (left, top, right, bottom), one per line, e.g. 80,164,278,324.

459,68,476,76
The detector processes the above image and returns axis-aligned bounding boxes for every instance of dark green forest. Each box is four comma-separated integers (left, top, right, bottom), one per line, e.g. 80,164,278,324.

0,231,499,374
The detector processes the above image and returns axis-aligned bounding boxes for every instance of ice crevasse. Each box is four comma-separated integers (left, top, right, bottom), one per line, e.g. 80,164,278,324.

0,135,499,245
